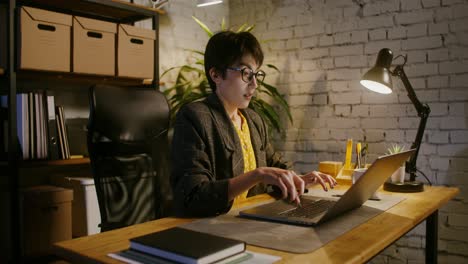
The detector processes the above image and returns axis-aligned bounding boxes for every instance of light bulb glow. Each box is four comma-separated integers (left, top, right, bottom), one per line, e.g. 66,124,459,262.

360,80,392,94
197,0,223,7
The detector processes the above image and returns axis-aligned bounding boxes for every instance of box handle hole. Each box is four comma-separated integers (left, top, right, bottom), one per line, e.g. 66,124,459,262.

130,38,144,45
87,31,103,39
37,24,56,32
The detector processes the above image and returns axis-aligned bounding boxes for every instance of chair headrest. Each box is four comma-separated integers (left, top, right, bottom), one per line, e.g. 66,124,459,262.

88,84,170,143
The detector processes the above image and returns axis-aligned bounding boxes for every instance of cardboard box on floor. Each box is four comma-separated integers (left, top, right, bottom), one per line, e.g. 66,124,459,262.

73,16,116,76
21,185,73,258
117,24,155,79
50,176,101,237
19,6,72,72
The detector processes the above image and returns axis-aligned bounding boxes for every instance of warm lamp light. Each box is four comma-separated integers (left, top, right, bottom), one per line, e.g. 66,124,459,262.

360,80,392,94
361,48,430,193
196,0,223,7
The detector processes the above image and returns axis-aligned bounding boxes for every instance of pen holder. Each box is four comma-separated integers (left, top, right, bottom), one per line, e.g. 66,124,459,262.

335,164,355,184
335,163,371,184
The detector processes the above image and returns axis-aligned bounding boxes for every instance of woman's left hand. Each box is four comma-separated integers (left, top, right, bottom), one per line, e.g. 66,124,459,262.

300,171,337,191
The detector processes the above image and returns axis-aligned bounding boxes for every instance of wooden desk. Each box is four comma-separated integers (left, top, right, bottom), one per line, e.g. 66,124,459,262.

54,185,458,264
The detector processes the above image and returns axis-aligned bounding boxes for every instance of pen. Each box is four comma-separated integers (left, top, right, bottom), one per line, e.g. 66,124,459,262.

361,143,368,167
345,139,353,170
356,142,362,168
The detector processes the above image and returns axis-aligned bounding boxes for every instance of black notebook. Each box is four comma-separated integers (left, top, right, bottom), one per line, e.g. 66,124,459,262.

130,227,246,264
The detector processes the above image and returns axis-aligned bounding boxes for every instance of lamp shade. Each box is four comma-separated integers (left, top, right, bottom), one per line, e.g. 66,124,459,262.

360,48,394,94
197,0,223,7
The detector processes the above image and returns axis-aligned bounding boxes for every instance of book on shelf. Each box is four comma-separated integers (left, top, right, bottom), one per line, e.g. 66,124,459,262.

1,93,30,159
35,92,47,159
46,93,59,160
56,105,70,159
19,94,30,160
0,103,7,158
129,227,246,264
28,93,34,159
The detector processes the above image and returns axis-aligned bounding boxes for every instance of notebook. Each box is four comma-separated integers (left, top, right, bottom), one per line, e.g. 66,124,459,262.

239,149,415,226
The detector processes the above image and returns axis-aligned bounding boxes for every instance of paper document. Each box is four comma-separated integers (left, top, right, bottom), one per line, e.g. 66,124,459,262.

108,250,281,264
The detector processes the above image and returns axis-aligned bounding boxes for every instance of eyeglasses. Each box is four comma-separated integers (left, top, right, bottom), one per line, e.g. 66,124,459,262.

227,67,266,84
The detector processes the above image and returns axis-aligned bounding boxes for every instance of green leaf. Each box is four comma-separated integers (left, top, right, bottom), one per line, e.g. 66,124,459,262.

160,66,182,78
183,49,205,56
265,64,280,73
251,99,281,132
193,16,213,37
244,25,255,32
236,23,248,32
195,59,205,66
386,144,407,155
260,82,292,122
221,17,226,31
179,65,205,75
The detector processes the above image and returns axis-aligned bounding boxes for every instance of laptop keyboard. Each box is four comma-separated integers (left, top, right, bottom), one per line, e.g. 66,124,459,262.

280,199,336,218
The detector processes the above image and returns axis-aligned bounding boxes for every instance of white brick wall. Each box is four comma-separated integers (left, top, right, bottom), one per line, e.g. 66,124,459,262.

139,0,468,262
143,0,229,86
227,0,468,262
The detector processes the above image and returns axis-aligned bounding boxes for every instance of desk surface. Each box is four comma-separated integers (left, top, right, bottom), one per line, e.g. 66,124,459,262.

54,185,458,264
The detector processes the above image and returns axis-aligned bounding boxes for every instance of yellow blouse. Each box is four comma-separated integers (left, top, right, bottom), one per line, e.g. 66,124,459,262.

233,111,257,205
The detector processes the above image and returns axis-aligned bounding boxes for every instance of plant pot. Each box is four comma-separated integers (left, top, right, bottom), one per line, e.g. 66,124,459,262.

390,166,406,183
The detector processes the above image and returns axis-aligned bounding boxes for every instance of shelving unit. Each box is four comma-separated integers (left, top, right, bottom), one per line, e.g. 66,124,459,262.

19,157,90,167
16,70,154,87
20,0,165,21
2,0,163,261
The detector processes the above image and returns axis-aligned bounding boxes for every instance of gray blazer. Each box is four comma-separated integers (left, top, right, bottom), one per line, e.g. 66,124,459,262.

171,93,290,217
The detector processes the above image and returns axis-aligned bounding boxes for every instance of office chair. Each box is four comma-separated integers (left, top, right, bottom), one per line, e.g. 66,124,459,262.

87,84,172,232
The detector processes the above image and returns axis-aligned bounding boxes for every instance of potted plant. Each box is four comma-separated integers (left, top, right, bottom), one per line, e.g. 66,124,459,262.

161,17,292,133
386,144,407,183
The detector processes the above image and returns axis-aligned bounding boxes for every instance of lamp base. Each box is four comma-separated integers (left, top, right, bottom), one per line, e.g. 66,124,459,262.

383,181,424,193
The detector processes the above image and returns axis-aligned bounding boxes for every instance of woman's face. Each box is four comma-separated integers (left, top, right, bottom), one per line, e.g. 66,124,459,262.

213,54,260,113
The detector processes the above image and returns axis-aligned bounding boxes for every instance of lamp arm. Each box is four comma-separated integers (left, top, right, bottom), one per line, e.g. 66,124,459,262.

392,65,431,181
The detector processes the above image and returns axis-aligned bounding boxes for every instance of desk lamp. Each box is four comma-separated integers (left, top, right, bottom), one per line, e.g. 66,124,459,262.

197,0,223,7
360,48,430,192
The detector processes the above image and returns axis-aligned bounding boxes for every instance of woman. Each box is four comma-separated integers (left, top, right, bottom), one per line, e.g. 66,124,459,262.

171,31,336,217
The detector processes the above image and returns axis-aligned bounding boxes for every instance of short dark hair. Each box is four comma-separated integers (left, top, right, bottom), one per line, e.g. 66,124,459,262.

204,31,264,91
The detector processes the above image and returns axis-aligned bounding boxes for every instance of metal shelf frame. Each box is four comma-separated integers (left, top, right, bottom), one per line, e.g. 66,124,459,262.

3,0,161,261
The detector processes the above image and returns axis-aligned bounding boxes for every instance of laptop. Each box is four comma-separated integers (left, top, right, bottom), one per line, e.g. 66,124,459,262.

239,149,416,226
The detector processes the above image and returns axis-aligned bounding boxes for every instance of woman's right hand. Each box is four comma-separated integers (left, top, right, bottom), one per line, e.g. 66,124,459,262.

255,167,305,204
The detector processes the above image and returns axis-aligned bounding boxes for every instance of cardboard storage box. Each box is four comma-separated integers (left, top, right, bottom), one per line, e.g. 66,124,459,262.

19,6,72,72
73,16,116,76
50,176,101,237
117,24,155,79
21,185,73,257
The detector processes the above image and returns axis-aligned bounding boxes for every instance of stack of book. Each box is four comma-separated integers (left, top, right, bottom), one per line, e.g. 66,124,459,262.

1,92,58,160
0,92,88,161
108,227,251,264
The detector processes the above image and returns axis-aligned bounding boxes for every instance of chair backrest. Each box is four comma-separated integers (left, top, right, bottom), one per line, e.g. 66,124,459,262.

87,84,172,232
